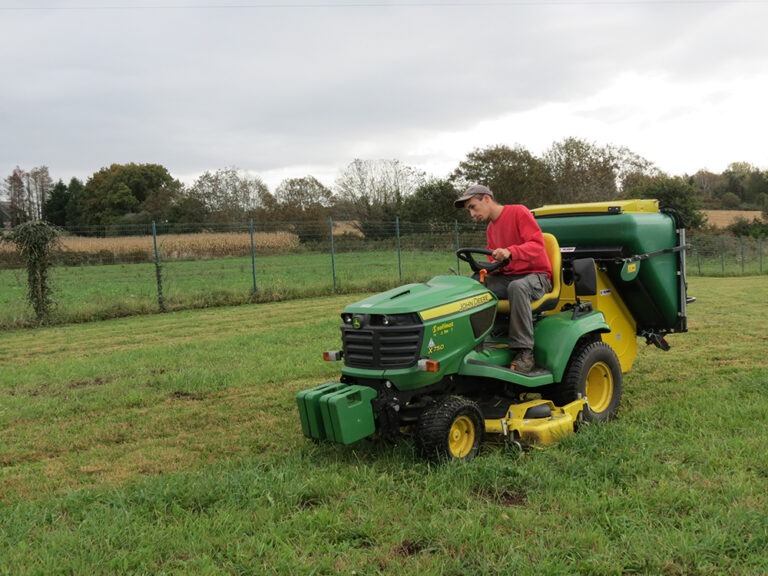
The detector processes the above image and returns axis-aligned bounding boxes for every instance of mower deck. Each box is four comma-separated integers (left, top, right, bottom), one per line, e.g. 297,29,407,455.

483,398,587,447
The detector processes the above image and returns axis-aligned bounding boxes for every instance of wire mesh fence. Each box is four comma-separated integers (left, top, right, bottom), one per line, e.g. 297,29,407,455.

0,219,765,326
687,231,766,276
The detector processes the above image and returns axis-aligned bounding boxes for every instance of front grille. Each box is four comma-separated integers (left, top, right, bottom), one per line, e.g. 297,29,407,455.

342,326,423,369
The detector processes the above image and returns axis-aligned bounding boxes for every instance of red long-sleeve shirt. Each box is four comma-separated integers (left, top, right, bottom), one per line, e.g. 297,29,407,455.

486,204,552,282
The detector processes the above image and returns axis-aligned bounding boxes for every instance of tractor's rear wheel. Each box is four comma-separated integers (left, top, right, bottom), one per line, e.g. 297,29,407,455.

551,340,622,423
416,396,484,462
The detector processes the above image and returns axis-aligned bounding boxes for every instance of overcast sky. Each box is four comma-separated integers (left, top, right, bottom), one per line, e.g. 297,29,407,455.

2,0,767,191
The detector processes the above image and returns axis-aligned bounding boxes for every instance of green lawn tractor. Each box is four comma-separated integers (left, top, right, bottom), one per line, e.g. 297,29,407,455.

297,199,691,461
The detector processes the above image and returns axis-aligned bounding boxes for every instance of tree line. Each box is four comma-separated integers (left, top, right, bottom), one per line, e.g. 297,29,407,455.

3,137,768,238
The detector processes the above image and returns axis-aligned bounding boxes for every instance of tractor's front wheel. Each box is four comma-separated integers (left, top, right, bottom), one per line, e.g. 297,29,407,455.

416,396,484,462
552,340,623,423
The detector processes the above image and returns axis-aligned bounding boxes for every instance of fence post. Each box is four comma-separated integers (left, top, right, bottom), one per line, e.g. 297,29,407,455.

329,216,337,292
740,237,745,274
454,220,461,273
249,218,257,295
152,221,166,312
396,216,402,282
720,236,725,274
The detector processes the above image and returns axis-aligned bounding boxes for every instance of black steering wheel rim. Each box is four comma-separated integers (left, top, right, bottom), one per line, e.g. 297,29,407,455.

455,247,508,274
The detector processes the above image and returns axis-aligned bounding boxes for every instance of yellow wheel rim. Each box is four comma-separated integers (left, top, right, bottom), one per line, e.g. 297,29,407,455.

448,415,476,458
585,361,614,413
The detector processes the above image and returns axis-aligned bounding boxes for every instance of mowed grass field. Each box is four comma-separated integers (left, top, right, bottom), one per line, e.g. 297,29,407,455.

1,277,767,575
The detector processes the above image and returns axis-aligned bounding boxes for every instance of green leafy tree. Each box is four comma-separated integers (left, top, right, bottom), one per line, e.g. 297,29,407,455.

76,163,181,231
759,193,768,217
727,217,768,238
43,180,70,226
720,191,741,209
744,170,768,209
628,175,706,229
450,144,554,207
689,170,725,209
3,220,59,322
64,178,85,230
400,179,462,225
274,176,333,243
105,183,140,222
712,162,756,208
275,176,333,218
167,195,210,231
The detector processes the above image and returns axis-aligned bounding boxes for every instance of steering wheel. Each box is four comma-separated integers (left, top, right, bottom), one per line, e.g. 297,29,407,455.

455,247,508,275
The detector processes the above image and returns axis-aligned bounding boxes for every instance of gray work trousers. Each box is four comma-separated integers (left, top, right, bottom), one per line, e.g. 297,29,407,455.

482,272,551,350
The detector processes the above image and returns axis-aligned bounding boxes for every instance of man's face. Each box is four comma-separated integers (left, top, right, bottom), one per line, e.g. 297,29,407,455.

464,195,492,223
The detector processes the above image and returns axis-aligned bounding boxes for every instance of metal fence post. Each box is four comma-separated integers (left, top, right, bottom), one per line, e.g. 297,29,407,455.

396,216,402,282
152,221,165,312
721,236,725,274
740,237,745,274
454,220,461,273
249,218,257,295
329,216,337,292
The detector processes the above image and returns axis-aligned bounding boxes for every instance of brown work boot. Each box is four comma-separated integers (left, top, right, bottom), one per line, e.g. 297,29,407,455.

510,349,535,373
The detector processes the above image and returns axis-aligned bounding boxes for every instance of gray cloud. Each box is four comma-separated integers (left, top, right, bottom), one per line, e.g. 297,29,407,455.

2,1,767,188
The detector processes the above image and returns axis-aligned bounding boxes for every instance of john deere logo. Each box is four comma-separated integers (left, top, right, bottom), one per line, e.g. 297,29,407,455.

352,317,362,329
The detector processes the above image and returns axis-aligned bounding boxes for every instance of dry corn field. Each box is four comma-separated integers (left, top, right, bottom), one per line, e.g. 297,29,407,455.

0,231,300,260
703,210,763,228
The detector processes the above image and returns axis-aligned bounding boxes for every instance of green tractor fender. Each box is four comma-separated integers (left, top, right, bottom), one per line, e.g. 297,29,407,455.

534,310,610,381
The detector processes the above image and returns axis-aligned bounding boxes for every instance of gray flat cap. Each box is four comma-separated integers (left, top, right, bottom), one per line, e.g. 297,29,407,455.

454,184,494,208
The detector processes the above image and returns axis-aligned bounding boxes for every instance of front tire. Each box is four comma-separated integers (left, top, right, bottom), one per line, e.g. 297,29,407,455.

552,341,623,423
416,396,484,462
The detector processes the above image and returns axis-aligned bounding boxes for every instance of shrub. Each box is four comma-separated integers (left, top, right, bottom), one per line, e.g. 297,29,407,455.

3,221,60,322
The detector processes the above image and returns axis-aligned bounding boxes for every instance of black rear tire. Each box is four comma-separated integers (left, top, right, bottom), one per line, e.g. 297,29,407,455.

549,340,622,423
416,396,484,462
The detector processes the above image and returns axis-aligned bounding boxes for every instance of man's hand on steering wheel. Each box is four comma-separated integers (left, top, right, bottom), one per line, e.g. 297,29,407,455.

491,247,511,263
455,247,510,275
